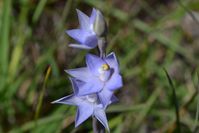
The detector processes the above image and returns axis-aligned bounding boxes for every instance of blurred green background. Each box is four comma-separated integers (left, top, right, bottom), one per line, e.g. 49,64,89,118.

1,0,199,132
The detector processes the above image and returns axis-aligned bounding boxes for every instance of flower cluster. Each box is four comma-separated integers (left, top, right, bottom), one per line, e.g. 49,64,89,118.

52,8,123,132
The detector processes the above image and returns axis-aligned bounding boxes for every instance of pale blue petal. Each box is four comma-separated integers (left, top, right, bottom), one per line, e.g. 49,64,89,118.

76,9,90,30
98,88,113,108
75,102,93,127
84,35,98,48
99,68,112,82
73,80,93,95
86,54,106,76
65,67,92,82
66,29,92,44
90,78,104,92
105,52,119,73
105,73,123,91
72,78,103,96
68,44,92,49
51,94,82,106
94,107,110,132
90,8,97,25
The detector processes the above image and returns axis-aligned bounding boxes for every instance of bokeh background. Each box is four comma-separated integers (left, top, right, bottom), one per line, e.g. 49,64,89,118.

1,0,199,132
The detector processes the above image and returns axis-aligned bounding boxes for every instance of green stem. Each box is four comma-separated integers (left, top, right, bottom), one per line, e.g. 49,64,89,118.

34,66,51,126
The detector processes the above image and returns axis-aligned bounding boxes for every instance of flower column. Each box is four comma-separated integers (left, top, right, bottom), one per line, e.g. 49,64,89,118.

52,8,123,133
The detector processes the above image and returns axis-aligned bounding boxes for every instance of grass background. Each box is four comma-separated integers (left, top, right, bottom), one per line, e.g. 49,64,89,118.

0,0,199,132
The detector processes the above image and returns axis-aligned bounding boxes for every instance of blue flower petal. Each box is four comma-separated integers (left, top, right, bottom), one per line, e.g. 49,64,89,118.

105,52,119,73
86,53,106,76
98,88,113,108
68,44,92,49
84,35,98,48
105,73,123,91
66,9,102,50
66,29,92,44
98,68,112,82
94,107,110,132
75,102,93,127
76,9,90,30
65,67,92,82
51,94,82,106
72,78,103,96
90,8,97,25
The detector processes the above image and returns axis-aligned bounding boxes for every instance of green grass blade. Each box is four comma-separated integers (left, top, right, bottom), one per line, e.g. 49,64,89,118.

32,0,48,23
34,66,52,125
132,88,160,129
193,72,199,131
106,104,144,113
0,0,12,89
9,114,64,133
8,1,30,82
177,0,199,26
164,68,181,133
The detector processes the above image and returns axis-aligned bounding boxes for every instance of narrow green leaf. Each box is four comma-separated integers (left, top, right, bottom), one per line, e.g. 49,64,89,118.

193,72,199,131
32,0,48,23
34,66,51,125
0,0,12,90
164,68,181,133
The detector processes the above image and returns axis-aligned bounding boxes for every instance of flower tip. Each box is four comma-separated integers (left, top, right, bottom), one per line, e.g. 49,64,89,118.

75,8,80,12
74,117,83,128
68,44,92,50
65,69,74,77
64,69,69,74
74,123,80,128
51,100,57,104
108,52,115,57
91,8,97,13
76,9,85,17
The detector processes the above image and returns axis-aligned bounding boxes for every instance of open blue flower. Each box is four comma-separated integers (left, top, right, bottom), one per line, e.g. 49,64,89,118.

66,52,123,107
66,8,106,49
52,78,118,132
66,8,97,49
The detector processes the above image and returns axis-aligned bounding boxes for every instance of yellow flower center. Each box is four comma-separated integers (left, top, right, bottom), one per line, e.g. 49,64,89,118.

98,64,111,82
101,64,110,71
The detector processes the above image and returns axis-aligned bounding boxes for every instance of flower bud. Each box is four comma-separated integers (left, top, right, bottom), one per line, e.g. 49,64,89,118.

93,10,108,37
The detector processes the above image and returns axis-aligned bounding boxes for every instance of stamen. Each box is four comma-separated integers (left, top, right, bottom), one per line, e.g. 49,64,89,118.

98,64,111,81
102,64,110,71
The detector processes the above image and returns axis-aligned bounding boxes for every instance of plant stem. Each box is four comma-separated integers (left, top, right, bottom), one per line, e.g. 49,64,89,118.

98,37,107,58
94,34,107,133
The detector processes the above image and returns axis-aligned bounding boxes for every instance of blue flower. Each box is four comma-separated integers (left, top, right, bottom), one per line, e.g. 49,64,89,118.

66,52,123,107
66,8,107,49
52,78,118,131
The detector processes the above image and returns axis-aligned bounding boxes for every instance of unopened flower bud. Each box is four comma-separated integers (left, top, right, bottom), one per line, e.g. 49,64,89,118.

93,10,108,37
